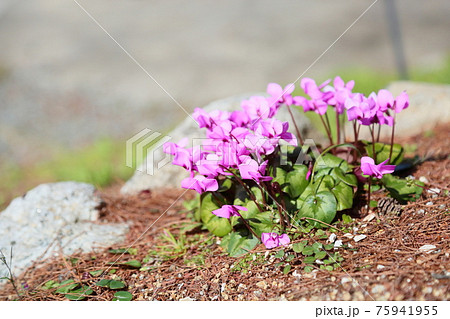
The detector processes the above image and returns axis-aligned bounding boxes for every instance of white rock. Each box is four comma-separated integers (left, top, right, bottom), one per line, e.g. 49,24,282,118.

343,233,354,239
327,233,337,243
0,182,129,283
419,176,429,183
341,277,352,284
419,244,436,254
427,188,441,194
362,213,376,222
377,265,386,270
179,297,196,301
334,240,343,248
354,235,367,242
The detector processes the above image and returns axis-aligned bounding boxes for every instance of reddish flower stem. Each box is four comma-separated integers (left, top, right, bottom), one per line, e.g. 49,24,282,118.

287,105,304,145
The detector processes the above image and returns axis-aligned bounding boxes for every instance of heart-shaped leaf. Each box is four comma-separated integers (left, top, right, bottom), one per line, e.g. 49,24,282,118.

298,191,337,225
285,165,309,198
315,154,349,172
330,182,354,211
200,192,232,237
381,174,424,203
364,142,404,165
332,167,358,187
220,232,259,257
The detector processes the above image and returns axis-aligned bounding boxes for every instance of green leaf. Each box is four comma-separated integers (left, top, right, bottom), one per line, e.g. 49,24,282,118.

315,154,349,172
312,242,323,253
285,254,295,262
301,246,314,256
282,264,292,274
113,291,133,301
108,248,137,255
95,279,111,288
292,242,306,253
315,251,327,259
272,166,288,187
200,192,232,237
304,266,313,273
332,167,358,187
56,280,78,294
41,280,60,290
64,286,93,301
247,211,275,237
218,178,233,192
330,182,354,211
342,214,353,224
381,174,424,203
122,260,142,268
220,232,259,257
89,270,103,277
274,249,285,259
364,142,404,165
108,280,126,290
303,256,316,264
298,191,337,225
285,165,309,198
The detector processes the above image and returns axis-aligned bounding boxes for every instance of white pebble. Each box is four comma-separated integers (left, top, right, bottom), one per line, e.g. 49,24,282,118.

341,277,352,284
377,265,385,270
419,176,429,183
334,240,343,248
362,213,376,222
426,202,433,206
419,244,436,254
328,233,337,243
354,234,367,242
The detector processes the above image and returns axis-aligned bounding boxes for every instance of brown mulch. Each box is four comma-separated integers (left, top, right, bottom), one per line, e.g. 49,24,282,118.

0,124,449,301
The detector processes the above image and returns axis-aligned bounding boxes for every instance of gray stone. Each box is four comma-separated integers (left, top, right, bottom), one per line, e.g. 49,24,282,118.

121,93,323,194
346,81,450,140
0,182,129,283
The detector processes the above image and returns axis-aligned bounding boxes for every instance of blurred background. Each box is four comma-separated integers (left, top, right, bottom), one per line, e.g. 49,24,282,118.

0,0,449,207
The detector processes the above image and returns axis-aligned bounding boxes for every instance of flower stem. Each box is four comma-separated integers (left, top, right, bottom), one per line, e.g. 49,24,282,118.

324,112,333,142
319,114,333,146
389,114,396,163
367,178,372,214
287,105,304,145
369,125,376,160
336,112,341,145
239,215,259,239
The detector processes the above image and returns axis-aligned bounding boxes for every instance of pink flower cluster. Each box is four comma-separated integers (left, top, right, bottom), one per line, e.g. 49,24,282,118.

163,83,298,194
294,76,409,126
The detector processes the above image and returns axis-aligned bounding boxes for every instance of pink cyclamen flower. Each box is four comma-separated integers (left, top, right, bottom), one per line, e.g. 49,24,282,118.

267,82,295,106
238,157,273,183
360,156,396,179
261,233,290,249
181,175,218,194
212,205,248,219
